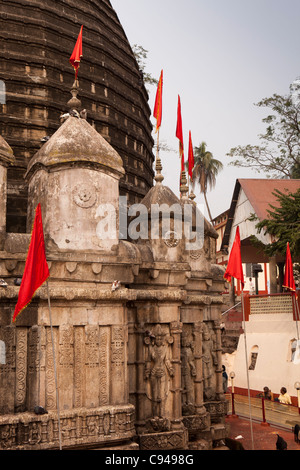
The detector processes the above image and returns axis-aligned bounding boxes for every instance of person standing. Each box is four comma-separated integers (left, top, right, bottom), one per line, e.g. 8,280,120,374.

249,277,255,295
222,365,228,393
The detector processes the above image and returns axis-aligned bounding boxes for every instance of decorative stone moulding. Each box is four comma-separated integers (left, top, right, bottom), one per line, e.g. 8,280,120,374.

0,405,136,450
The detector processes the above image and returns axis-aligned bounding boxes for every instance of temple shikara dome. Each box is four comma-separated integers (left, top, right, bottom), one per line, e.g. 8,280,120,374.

0,0,154,233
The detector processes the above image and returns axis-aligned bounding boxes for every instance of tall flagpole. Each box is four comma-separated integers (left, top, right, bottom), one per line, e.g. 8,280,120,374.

156,127,160,162
46,280,62,450
292,293,300,341
241,291,255,450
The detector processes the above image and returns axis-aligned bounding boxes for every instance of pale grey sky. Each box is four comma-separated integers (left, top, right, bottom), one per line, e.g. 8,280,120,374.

111,0,300,219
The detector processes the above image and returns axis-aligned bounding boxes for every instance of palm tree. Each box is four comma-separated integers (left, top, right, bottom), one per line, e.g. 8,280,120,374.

189,142,223,223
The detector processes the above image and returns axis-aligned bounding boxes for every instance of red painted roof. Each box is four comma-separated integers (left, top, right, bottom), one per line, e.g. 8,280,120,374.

238,178,300,220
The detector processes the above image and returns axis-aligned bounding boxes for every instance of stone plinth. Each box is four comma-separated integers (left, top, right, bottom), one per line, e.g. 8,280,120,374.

0,405,135,450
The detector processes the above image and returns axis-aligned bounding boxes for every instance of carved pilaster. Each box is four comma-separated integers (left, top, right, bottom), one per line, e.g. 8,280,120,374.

135,322,147,432
27,326,43,411
45,327,57,411
99,327,110,406
85,325,100,408
111,326,126,405
213,320,224,400
74,327,84,408
193,322,204,413
59,325,74,410
169,321,183,428
15,327,28,412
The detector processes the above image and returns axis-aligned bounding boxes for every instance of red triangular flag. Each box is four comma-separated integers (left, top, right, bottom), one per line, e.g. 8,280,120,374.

283,242,296,291
176,95,184,171
13,204,50,322
224,226,244,290
153,70,163,132
188,130,194,180
69,25,83,79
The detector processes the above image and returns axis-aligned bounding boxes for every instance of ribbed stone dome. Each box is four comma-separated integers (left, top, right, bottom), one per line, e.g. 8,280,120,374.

0,0,154,232
25,115,125,179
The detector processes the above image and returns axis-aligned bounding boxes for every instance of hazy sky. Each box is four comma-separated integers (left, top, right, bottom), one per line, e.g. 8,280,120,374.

111,0,300,220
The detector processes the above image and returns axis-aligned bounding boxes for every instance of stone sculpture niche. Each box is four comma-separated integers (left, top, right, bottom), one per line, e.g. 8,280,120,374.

144,325,174,428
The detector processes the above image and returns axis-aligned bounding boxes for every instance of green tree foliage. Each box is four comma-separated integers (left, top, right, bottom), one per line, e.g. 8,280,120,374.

132,44,158,88
250,187,300,259
228,82,300,178
189,142,223,222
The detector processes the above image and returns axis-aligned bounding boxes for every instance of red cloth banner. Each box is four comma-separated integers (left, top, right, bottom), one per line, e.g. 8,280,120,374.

13,204,50,322
188,130,194,180
224,226,244,290
69,25,83,79
153,70,163,132
176,95,185,171
283,242,296,291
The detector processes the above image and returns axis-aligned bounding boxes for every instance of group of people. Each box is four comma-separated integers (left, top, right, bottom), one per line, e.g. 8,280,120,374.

222,367,292,405
258,386,292,405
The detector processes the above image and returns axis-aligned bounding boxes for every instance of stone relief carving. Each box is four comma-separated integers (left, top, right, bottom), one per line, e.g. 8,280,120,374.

59,325,74,368
72,183,97,209
202,323,218,401
163,231,180,248
181,328,196,415
144,325,174,419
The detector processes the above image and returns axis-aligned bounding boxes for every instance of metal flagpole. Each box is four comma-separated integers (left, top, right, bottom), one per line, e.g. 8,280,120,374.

241,290,255,450
46,280,62,450
292,293,300,341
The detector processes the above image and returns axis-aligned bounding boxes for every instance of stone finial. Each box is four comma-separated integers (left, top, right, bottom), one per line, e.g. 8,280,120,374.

67,79,82,111
180,171,188,201
154,156,164,184
189,189,196,202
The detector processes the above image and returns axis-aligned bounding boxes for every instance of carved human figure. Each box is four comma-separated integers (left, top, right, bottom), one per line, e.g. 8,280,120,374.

181,332,196,412
144,325,174,417
202,323,217,400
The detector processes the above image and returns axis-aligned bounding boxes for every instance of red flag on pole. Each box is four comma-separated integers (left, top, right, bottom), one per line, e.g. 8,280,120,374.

188,130,194,180
153,70,163,132
176,95,185,171
283,242,296,292
13,204,50,322
224,226,244,290
69,25,83,79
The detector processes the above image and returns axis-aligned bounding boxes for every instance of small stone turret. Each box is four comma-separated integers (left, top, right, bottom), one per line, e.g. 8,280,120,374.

25,115,125,253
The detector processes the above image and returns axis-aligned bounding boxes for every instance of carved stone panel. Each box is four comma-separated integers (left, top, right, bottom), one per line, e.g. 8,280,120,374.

181,325,196,415
143,324,174,421
59,325,74,410
74,327,84,409
99,327,110,406
110,326,126,405
15,328,27,412
45,327,57,410
85,325,100,408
